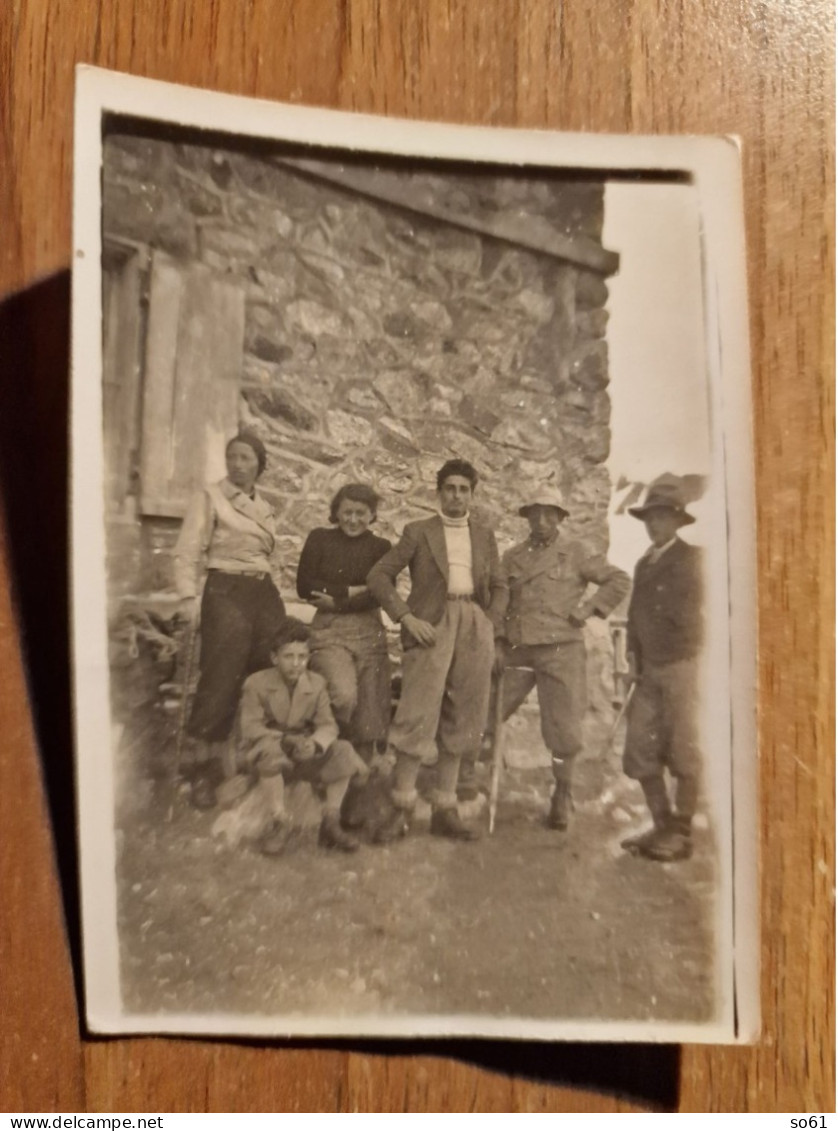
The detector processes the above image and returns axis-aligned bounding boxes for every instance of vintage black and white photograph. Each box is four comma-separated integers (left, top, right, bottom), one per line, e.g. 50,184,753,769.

71,68,757,1041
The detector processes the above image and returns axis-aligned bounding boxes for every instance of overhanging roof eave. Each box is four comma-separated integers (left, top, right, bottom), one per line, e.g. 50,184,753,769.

274,157,620,276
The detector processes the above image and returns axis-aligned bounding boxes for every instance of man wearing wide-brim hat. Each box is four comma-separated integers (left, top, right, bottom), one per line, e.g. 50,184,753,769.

492,485,630,830
620,473,704,862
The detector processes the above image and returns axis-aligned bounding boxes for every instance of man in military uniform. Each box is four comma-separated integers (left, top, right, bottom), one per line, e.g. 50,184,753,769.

620,474,704,862
492,487,630,829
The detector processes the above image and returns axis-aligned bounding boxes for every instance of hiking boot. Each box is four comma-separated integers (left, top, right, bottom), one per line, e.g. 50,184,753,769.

430,807,480,841
319,812,360,853
190,778,217,811
371,804,411,845
340,780,369,830
547,782,572,830
620,824,667,854
457,757,479,802
259,822,292,857
640,823,693,863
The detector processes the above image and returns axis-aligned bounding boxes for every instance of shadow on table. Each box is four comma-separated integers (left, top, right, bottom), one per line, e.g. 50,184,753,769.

343,1037,680,1108
0,272,80,980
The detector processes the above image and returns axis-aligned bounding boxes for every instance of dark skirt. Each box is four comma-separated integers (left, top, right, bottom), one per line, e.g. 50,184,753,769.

188,570,286,742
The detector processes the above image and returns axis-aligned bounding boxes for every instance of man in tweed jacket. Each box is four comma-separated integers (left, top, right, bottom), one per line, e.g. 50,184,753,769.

621,474,705,862
367,459,504,841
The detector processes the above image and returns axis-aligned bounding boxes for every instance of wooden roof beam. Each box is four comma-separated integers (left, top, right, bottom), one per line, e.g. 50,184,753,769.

274,156,620,276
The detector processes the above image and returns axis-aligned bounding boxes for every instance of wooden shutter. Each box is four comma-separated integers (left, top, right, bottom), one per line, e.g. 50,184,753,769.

139,251,245,517
102,242,146,508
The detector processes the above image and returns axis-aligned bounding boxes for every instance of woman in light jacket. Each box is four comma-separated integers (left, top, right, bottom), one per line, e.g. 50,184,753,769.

174,432,285,809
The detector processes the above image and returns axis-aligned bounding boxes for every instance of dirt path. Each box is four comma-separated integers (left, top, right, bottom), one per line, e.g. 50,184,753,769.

118,761,716,1026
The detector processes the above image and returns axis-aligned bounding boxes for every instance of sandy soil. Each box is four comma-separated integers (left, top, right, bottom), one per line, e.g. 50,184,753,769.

116,701,716,1026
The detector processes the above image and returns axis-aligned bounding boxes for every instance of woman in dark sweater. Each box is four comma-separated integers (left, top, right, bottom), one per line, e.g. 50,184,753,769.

296,483,392,762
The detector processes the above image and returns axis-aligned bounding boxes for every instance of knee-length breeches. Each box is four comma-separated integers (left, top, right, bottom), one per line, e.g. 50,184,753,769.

622,658,701,781
501,641,587,761
307,610,392,744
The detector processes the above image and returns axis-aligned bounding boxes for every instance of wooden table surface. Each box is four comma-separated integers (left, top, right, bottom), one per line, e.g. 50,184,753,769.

0,0,833,1113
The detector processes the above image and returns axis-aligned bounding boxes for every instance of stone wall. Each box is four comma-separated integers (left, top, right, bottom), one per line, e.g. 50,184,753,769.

102,134,616,595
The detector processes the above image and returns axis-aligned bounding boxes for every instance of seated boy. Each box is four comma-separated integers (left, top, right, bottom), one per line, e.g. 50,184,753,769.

239,617,368,855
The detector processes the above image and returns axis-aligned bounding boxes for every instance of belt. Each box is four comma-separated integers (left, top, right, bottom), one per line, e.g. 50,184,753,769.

209,568,269,580
446,593,475,602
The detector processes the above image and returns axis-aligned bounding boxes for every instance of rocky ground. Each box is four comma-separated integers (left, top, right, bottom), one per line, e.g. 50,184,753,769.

115,697,716,1028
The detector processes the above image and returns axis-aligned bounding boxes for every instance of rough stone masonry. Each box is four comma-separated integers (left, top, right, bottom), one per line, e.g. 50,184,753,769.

102,131,621,755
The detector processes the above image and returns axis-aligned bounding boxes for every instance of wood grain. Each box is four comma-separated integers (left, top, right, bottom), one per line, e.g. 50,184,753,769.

0,0,833,1113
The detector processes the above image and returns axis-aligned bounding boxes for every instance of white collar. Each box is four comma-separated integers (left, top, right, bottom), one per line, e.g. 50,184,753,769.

646,537,678,562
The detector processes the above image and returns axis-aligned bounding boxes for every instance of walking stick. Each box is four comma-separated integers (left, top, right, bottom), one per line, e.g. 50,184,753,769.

174,610,201,777
602,680,636,757
488,669,506,835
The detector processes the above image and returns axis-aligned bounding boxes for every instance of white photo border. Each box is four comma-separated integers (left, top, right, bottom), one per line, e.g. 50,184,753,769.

71,64,758,1042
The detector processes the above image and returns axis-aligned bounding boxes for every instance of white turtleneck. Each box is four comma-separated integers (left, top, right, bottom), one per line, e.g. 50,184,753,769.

440,512,474,595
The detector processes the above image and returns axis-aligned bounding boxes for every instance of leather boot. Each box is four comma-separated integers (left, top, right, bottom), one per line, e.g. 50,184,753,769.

371,803,411,845
319,811,360,853
640,816,693,862
340,779,370,830
621,823,666,853
623,776,672,853
260,821,292,857
430,807,480,841
189,755,222,810
456,756,479,802
547,781,572,830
